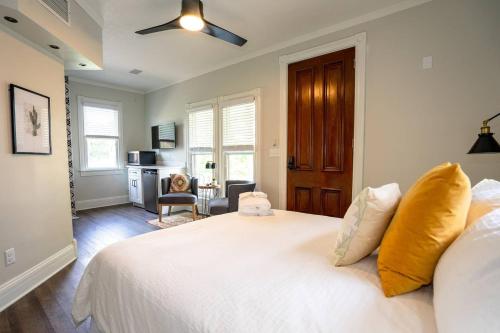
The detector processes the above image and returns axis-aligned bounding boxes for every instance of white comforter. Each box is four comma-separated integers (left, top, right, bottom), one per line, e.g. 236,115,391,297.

72,210,436,333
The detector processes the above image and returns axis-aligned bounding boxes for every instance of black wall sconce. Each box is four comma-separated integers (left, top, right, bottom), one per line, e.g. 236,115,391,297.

468,113,500,154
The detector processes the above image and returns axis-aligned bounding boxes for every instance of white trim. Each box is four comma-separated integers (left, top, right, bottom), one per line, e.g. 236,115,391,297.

68,76,145,94
76,195,130,211
73,0,104,27
0,241,77,312
146,0,431,94
77,96,124,175
278,32,366,210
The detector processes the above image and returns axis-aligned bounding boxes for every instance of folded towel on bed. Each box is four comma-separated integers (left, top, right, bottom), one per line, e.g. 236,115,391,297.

238,192,273,216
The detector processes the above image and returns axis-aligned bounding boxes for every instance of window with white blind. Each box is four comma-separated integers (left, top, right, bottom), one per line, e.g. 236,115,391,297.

77,97,123,175
186,89,260,190
221,97,256,182
188,105,215,185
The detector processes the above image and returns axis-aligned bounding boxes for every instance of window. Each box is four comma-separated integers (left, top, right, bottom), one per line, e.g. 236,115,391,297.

78,97,123,175
186,90,260,190
188,105,215,185
221,97,256,182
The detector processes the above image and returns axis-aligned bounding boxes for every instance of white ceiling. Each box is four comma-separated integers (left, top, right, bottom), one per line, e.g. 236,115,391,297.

66,0,423,93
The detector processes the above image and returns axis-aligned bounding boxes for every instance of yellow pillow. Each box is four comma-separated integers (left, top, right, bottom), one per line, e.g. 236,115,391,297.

377,163,471,297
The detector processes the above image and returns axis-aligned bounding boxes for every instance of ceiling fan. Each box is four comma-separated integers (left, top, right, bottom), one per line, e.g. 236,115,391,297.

135,0,247,47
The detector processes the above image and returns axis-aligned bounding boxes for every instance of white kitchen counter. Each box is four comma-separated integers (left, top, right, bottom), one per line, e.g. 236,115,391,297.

126,165,187,171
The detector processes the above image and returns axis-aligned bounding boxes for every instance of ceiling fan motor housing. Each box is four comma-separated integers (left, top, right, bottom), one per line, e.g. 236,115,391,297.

181,0,204,18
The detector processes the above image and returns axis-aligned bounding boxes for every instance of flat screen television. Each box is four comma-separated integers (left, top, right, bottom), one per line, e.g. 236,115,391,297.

152,122,176,149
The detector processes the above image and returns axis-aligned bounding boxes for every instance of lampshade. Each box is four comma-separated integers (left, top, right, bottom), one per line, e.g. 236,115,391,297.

468,133,500,154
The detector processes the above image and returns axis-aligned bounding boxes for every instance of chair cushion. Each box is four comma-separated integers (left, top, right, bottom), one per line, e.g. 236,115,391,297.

159,193,197,204
208,198,229,215
170,174,191,193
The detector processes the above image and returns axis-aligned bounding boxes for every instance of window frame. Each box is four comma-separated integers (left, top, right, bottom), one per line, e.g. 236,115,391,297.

77,96,124,177
185,99,217,187
185,89,261,194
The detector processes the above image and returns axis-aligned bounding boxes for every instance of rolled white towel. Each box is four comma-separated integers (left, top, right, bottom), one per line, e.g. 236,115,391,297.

238,192,273,216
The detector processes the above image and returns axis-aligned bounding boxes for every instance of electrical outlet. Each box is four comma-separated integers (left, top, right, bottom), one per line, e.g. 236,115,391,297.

5,248,15,266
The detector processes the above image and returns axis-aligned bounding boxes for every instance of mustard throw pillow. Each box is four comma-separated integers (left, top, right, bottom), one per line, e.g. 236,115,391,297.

377,163,471,297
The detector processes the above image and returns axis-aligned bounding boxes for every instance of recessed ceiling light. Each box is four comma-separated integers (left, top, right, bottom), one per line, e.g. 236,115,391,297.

129,69,142,75
4,16,18,23
79,63,87,67
49,44,60,50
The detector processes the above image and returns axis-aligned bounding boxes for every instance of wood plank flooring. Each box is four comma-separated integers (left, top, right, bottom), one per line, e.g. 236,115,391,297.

0,204,160,333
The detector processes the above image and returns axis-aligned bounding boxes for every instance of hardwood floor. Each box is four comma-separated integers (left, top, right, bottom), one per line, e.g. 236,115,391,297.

0,204,160,333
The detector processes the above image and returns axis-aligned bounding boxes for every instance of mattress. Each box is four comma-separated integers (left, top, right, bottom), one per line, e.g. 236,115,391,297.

72,210,436,333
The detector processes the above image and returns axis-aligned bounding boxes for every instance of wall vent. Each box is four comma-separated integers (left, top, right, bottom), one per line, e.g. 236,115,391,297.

39,0,70,24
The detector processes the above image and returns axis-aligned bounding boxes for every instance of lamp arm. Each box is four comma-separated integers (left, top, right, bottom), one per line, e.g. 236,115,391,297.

484,112,500,125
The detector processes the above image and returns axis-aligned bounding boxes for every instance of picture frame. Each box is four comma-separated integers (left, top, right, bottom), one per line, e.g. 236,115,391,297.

10,84,52,155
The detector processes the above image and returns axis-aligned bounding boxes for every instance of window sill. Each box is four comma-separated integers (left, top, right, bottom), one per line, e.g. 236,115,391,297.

80,169,125,177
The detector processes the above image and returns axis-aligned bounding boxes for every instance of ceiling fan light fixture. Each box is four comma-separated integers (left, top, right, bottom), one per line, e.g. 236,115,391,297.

180,15,204,31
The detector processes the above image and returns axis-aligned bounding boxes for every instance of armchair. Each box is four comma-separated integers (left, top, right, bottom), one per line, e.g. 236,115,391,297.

208,180,256,216
158,177,199,221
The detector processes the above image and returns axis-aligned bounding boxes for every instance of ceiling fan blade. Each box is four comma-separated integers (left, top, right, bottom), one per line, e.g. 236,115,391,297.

202,20,247,46
135,17,182,35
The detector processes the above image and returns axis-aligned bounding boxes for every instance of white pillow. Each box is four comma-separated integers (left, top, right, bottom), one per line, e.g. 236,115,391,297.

434,209,500,333
332,183,401,266
466,179,500,227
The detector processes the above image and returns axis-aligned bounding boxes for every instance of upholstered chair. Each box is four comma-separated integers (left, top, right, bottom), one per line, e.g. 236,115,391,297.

208,180,256,216
158,177,199,221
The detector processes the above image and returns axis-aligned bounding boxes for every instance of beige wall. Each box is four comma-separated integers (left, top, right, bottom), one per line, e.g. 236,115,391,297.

146,0,500,207
68,80,146,206
0,30,73,285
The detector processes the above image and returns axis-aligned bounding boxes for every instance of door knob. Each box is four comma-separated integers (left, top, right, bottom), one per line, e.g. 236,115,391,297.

287,156,296,170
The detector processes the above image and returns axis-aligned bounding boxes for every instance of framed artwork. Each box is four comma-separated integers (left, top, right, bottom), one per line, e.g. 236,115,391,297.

10,84,52,155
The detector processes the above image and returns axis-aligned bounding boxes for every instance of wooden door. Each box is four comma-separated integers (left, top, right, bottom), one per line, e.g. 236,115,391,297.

287,47,355,217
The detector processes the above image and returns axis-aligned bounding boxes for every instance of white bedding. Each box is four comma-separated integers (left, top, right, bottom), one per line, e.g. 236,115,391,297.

72,210,436,333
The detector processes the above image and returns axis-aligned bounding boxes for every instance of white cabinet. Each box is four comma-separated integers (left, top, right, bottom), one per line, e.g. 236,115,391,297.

128,168,143,205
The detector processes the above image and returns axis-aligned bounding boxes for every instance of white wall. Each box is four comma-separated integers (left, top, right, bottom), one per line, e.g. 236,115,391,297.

145,0,500,207
68,80,146,209
0,30,73,285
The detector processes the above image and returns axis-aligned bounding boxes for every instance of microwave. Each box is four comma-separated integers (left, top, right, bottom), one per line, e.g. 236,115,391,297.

128,151,156,166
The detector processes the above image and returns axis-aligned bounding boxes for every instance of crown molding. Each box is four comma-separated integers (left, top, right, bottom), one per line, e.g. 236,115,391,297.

73,0,104,27
146,0,431,94
67,76,145,94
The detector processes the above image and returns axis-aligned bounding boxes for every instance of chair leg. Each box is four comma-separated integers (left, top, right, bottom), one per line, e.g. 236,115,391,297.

192,204,197,221
167,206,171,216
158,204,162,222
195,205,199,216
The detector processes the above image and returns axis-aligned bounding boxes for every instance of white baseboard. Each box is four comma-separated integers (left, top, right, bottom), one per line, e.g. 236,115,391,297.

76,195,130,211
0,240,78,312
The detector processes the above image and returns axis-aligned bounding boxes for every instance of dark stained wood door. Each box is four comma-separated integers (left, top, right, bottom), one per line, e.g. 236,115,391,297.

287,47,355,217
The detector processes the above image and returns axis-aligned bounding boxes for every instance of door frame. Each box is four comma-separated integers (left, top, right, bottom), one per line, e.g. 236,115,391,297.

278,32,366,210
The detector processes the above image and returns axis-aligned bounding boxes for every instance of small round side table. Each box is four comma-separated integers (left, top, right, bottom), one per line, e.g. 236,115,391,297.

198,184,221,216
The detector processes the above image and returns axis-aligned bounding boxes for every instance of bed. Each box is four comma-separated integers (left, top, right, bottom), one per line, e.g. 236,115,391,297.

72,210,436,333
